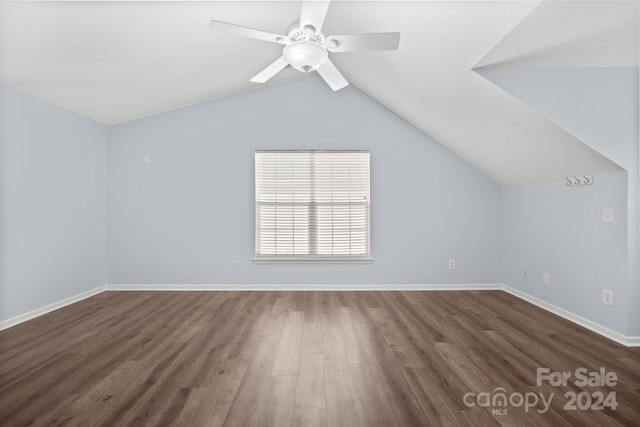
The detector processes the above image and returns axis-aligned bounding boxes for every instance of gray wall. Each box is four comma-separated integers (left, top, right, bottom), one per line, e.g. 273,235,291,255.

107,76,502,285
480,67,639,335
6,67,636,339
502,172,629,333
0,84,107,322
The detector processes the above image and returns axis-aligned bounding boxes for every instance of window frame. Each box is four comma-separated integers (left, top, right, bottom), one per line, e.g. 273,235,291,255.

253,150,372,264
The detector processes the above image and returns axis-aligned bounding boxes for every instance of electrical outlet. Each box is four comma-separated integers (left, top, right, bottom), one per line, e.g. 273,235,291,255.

542,273,550,285
231,260,237,270
448,260,456,270
602,290,613,306
523,269,528,279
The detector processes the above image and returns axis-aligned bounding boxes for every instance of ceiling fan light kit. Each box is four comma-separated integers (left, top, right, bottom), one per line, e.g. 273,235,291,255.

284,41,328,73
209,0,400,91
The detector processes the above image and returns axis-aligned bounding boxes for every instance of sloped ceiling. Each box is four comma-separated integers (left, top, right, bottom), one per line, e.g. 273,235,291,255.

1,0,637,186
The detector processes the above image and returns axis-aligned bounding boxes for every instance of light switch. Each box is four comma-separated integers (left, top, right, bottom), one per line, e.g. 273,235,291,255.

603,208,614,224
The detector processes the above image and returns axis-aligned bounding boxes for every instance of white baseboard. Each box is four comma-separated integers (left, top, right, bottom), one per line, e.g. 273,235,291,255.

0,285,106,331
502,285,640,348
105,283,502,292
2,283,638,347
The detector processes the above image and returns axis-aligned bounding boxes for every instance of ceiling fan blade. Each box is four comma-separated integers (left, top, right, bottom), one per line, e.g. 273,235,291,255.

315,59,348,91
300,0,331,33
250,56,290,83
210,20,289,45
325,32,400,52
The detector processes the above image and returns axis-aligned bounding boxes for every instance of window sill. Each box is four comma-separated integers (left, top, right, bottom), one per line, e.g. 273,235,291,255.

253,257,373,264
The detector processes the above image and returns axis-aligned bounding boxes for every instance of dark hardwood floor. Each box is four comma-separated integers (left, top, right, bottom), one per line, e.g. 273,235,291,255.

1,290,639,426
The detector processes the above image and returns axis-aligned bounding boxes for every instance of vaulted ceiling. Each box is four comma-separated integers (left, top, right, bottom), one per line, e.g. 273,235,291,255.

1,1,637,186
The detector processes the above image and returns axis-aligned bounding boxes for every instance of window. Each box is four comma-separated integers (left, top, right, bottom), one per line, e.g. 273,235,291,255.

255,150,371,262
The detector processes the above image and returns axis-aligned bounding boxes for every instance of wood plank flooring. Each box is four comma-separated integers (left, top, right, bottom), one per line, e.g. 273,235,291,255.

1,290,639,426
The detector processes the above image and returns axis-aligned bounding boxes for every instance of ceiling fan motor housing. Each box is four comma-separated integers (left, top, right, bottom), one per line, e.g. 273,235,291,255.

287,23,325,43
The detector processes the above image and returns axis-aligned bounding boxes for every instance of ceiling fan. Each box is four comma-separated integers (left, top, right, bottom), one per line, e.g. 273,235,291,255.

209,0,400,91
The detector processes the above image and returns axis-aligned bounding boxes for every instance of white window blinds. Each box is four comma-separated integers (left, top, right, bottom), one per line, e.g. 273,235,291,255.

255,151,370,260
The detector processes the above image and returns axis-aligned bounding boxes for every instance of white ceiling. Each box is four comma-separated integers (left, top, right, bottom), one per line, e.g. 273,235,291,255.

1,0,637,186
